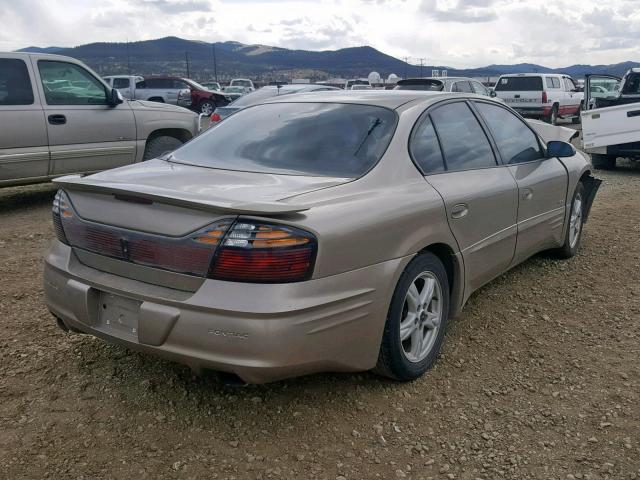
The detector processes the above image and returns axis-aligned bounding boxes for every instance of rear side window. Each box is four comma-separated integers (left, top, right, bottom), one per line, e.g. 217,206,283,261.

0,59,34,106
495,76,543,91
475,102,544,164
410,116,445,174
430,102,496,171
451,81,473,93
113,78,130,89
171,102,398,178
546,77,561,89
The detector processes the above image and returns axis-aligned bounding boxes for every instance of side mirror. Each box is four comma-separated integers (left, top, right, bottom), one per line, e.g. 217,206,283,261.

108,88,124,106
489,90,497,98
547,140,576,158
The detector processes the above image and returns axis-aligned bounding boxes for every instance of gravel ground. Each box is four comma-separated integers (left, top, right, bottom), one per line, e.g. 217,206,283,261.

1,160,639,480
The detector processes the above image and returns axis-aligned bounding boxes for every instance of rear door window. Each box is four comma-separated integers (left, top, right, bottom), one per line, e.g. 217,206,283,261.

495,76,543,91
474,102,544,164
0,58,35,106
430,102,497,171
113,78,130,89
410,116,445,174
171,102,398,177
545,77,561,89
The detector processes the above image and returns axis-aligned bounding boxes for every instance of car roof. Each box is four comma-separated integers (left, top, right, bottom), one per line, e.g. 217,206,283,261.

259,90,490,110
499,73,568,78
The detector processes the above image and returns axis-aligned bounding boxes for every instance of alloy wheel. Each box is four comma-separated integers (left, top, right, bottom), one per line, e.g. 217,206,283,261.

399,272,443,363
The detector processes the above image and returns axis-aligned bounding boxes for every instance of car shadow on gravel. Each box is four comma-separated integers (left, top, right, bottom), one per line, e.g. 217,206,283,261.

0,184,57,212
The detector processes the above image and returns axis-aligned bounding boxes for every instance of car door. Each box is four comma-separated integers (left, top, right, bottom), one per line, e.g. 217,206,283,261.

410,100,519,293
33,57,136,176
0,56,50,184
473,101,567,264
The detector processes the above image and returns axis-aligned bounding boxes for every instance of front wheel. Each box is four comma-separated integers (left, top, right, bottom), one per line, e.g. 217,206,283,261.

374,252,450,381
199,100,216,115
553,182,585,259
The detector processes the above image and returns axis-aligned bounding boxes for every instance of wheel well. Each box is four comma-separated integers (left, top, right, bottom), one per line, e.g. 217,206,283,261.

147,97,165,103
579,170,592,183
419,243,456,292
147,128,193,144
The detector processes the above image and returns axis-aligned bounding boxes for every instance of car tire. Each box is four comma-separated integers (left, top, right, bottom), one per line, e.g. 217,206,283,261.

546,105,559,125
199,100,216,115
553,181,585,259
571,106,581,124
591,153,616,170
374,252,450,382
143,135,184,160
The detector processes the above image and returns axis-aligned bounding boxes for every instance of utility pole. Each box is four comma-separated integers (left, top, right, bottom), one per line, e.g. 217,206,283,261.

211,43,218,81
185,51,190,78
418,58,426,78
126,37,131,74
403,57,409,79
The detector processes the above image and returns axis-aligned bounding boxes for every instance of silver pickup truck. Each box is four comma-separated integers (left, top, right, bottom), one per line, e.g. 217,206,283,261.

0,53,200,187
103,75,192,107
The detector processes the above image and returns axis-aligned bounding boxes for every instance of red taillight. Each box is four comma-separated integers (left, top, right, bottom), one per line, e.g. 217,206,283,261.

542,91,548,104
210,112,221,122
54,197,317,283
209,221,317,283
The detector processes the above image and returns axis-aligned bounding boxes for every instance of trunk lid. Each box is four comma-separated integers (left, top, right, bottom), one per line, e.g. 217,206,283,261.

55,159,349,236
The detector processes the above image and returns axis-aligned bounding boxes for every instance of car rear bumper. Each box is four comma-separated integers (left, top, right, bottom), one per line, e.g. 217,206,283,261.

44,241,409,384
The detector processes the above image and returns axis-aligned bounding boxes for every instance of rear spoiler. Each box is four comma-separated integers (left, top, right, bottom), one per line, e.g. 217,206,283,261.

53,175,310,215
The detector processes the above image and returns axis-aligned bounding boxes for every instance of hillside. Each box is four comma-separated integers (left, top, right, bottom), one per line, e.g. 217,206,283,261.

17,36,640,81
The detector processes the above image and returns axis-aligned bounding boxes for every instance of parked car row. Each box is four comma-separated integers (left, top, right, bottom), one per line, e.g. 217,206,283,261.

103,74,232,115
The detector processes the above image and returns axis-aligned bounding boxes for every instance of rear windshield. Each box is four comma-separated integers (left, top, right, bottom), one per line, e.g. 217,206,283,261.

495,76,543,91
395,80,443,91
171,102,397,177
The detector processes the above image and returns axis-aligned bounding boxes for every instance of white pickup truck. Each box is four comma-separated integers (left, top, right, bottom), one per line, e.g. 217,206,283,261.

103,75,192,107
581,69,640,169
494,73,583,125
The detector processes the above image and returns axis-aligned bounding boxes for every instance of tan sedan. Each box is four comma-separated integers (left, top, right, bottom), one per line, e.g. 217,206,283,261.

44,91,601,384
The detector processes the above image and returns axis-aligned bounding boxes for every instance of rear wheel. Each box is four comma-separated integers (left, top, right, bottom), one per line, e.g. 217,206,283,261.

571,106,582,124
374,252,449,381
546,105,559,125
554,182,585,259
591,153,616,170
143,135,184,160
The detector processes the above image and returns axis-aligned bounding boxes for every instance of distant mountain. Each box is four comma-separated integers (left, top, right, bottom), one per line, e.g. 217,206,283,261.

17,46,64,54
16,36,640,81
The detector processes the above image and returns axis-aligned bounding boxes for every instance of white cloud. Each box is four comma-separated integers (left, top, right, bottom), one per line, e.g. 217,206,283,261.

0,0,639,68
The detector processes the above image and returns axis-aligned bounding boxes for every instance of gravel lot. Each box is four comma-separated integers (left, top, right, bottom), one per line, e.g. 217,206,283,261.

1,158,639,479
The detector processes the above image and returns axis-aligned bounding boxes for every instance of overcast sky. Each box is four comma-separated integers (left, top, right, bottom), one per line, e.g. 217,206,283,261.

0,0,638,68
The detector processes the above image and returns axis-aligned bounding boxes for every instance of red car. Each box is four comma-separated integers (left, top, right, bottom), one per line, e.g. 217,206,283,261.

143,76,232,114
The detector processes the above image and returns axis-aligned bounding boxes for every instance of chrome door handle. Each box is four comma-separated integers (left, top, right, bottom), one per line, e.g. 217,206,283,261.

522,188,533,200
451,203,469,219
